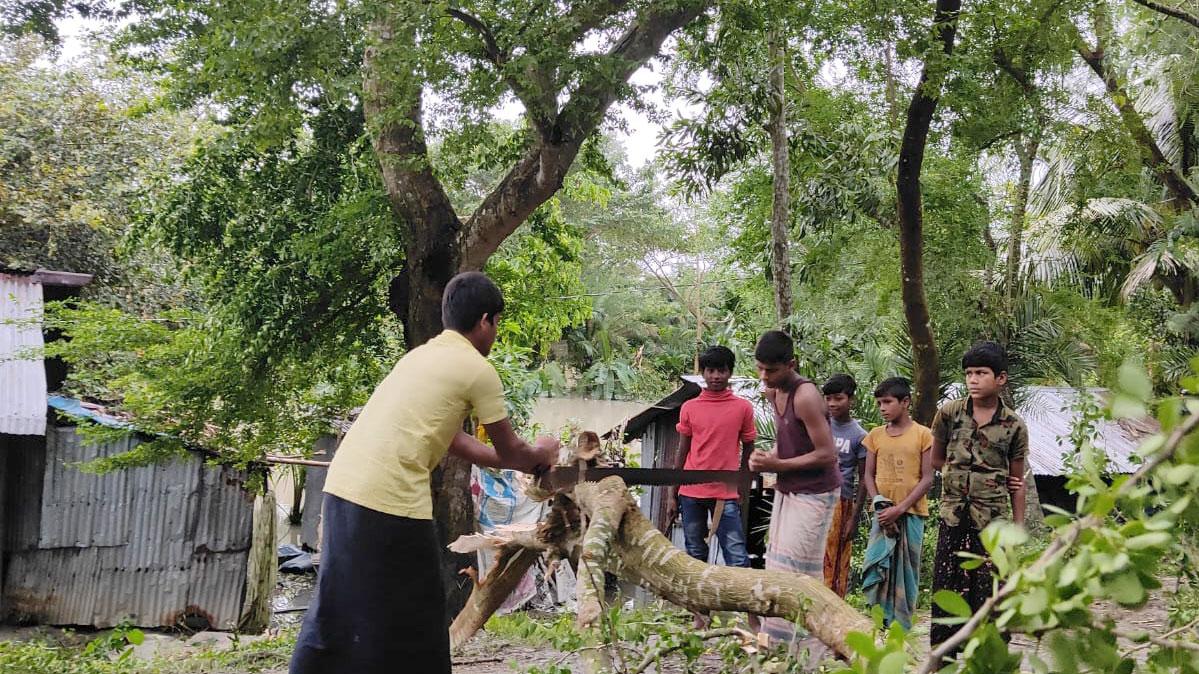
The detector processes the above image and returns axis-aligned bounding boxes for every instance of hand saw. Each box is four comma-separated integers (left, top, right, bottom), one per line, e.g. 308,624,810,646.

537,465,750,492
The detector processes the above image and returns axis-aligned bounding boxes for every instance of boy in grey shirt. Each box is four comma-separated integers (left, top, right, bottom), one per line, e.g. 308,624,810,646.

822,374,868,596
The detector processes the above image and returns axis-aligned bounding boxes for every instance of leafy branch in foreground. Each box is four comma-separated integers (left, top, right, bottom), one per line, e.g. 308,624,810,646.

901,360,1199,674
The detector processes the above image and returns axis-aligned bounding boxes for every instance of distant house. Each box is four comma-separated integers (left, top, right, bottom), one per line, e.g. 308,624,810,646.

1015,386,1156,513
0,270,274,631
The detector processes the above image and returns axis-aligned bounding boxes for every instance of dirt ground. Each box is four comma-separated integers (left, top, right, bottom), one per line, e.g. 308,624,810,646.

0,574,1184,674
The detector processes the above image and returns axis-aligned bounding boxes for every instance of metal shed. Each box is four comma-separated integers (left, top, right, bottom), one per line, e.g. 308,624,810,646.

1,268,274,631
1,399,274,631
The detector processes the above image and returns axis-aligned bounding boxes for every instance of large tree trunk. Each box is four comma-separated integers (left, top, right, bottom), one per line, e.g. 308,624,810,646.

1005,134,1039,314
896,0,960,425
449,476,873,667
768,29,793,326
364,0,712,622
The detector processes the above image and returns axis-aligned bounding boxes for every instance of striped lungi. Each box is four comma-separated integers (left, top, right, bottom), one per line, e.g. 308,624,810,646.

762,488,840,646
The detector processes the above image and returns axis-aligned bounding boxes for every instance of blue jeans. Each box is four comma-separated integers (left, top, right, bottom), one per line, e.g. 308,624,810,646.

678,495,751,567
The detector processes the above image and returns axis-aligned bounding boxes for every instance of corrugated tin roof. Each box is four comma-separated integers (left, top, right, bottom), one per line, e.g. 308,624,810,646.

0,273,46,435
1015,387,1154,476
2,426,256,629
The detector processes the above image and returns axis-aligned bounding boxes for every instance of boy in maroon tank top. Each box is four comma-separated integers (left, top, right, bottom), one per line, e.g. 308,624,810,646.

748,331,841,647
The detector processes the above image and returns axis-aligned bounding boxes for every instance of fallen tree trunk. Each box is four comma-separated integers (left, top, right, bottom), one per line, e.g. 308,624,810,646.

449,475,873,665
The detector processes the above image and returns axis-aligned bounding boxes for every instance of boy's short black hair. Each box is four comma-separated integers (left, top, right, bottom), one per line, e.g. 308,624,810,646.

822,374,857,398
442,271,505,332
698,345,735,372
961,340,1008,376
873,376,912,401
754,330,794,365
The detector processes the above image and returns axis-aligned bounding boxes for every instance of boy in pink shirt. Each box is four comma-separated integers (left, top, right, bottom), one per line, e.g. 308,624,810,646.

665,346,757,571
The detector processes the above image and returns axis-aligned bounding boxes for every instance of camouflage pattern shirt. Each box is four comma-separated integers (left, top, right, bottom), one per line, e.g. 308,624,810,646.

931,398,1029,529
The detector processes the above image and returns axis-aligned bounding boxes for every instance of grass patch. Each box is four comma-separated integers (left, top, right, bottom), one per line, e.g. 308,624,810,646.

0,628,296,674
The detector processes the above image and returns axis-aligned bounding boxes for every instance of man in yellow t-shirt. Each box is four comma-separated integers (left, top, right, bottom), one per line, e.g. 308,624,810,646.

861,377,934,630
290,271,559,674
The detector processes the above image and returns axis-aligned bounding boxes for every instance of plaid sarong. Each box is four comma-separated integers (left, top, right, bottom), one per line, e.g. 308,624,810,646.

862,507,926,630
762,488,840,645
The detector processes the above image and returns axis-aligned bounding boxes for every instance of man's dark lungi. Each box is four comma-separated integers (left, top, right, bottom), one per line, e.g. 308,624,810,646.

290,494,450,674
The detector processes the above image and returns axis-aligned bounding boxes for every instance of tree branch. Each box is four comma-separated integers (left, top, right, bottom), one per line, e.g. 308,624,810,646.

458,0,710,270
446,8,502,63
446,8,557,137
918,411,1199,673
1118,616,1199,656
1130,0,1199,30
1072,10,1199,205
631,628,745,674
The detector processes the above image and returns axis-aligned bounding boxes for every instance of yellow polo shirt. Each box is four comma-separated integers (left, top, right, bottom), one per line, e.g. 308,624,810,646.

323,330,508,519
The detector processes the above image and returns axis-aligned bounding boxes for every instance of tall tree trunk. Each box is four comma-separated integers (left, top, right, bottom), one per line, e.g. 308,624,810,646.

1005,134,1039,315
768,30,793,327
897,0,960,425
365,1,711,620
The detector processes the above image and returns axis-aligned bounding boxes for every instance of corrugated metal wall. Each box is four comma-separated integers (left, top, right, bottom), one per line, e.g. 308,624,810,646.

2,426,256,629
0,273,47,436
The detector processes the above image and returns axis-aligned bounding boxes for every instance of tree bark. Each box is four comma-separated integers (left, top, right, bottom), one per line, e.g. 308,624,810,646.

1005,134,1040,313
896,0,960,425
449,477,874,664
768,29,793,326
1074,6,1199,207
1130,0,1199,30
364,0,712,625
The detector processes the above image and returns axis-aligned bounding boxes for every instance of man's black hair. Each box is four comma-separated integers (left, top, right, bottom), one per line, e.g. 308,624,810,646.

873,376,912,401
961,340,1008,376
754,330,794,365
698,345,736,372
442,271,505,332
822,373,857,398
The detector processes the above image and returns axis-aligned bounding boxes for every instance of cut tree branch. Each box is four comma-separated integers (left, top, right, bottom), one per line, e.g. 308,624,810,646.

1130,0,1199,30
631,628,745,674
918,410,1199,673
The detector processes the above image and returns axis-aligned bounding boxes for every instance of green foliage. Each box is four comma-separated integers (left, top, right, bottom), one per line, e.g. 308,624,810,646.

0,629,294,674
0,35,203,305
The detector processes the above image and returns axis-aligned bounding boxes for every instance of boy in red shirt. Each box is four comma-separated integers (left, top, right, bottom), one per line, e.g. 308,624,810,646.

665,346,757,625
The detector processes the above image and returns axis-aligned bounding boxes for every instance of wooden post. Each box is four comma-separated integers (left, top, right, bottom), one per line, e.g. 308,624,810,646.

239,489,277,633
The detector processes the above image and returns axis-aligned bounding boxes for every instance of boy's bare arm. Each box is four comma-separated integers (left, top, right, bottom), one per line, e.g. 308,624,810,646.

1009,456,1027,525
864,451,880,500
448,430,504,468
665,435,692,523
932,436,947,470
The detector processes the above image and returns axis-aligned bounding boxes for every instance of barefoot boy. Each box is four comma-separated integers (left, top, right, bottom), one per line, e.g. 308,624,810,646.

748,331,840,646
821,374,868,597
861,377,934,630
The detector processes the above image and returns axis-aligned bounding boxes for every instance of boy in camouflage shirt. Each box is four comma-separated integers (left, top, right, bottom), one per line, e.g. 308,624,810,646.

929,341,1028,656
